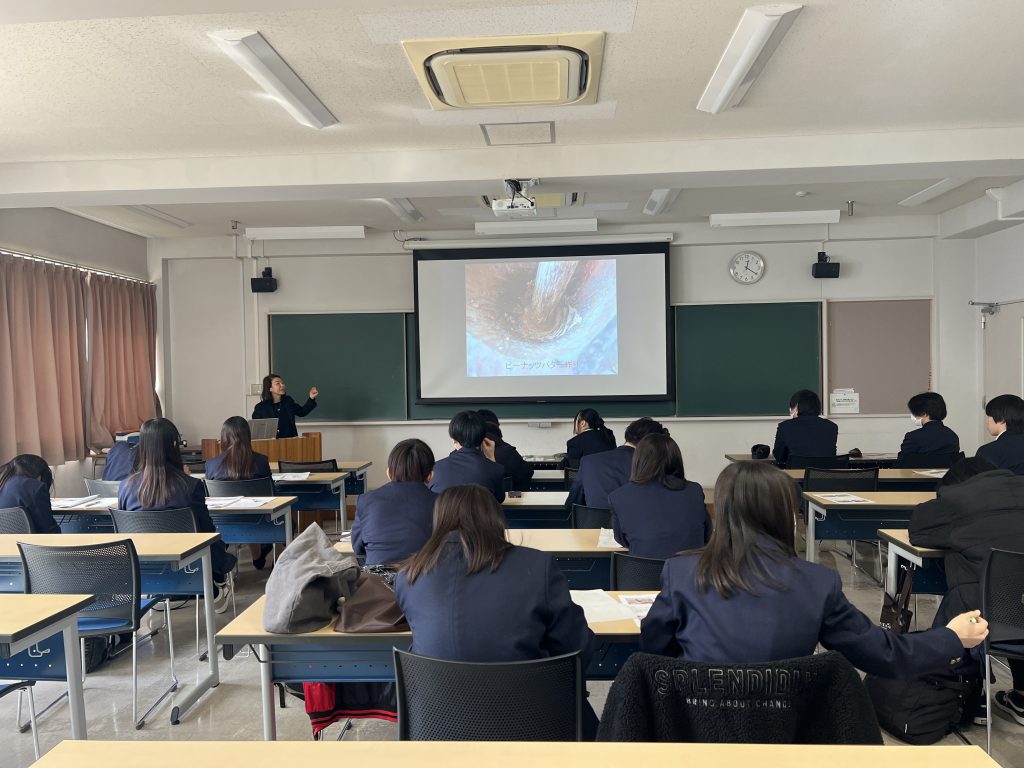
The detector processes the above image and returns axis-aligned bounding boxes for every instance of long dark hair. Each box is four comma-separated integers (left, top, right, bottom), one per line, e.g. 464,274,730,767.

218,416,256,480
574,408,615,447
630,433,687,487
260,373,282,402
131,418,189,508
402,485,511,584
0,454,53,492
696,461,798,599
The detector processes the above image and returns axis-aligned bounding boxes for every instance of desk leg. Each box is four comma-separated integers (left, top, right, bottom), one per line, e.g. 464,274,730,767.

284,506,293,545
169,549,220,724
63,622,87,739
806,503,819,563
886,545,898,597
338,486,347,535
260,644,276,741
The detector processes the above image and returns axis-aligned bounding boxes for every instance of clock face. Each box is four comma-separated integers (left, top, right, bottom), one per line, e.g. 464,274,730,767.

729,251,766,284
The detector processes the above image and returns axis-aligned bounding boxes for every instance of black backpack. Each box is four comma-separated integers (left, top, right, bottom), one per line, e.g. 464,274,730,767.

864,673,981,745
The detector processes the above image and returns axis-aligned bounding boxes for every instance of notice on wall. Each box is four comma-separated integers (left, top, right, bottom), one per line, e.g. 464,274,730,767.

830,388,860,414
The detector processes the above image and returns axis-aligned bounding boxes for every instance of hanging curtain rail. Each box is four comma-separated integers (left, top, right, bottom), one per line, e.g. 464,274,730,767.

1,248,153,285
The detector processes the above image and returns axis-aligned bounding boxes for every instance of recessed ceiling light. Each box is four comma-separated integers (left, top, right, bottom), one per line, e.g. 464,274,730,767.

642,189,681,216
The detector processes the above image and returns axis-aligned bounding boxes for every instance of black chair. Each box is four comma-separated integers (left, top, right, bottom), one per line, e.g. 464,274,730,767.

610,553,665,590
981,548,1024,753
183,460,206,475
278,459,339,472
564,467,579,490
393,649,583,741
203,477,275,496
18,539,176,729
803,467,881,580
788,455,851,470
0,507,32,535
501,476,515,493
892,452,964,469
83,478,121,496
571,504,612,529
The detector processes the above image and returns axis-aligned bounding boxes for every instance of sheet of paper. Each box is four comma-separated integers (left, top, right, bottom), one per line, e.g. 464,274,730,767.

569,589,635,623
598,528,624,548
812,493,875,504
226,497,276,509
273,472,311,481
913,469,947,478
619,593,659,625
206,496,243,509
80,497,117,508
52,495,99,509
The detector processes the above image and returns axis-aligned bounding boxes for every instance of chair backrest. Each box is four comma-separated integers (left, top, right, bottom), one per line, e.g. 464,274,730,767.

571,504,612,529
501,476,515,492
788,455,851,470
0,507,32,535
278,459,339,472
204,477,275,496
892,452,963,469
564,467,579,488
394,649,582,741
18,538,142,631
802,467,879,493
110,507,198,534
184,460,206,475
981,548,1024,646
84,478,121,496
610,552,666,590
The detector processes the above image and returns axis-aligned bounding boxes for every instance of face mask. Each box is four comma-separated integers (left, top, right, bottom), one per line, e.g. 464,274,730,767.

911,416,923,427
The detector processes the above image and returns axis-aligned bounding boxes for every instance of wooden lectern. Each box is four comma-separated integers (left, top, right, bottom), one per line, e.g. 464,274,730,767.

201,432,322,463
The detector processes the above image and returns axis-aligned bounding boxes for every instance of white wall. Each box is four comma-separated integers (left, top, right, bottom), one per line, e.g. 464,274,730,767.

975,224,1024,417
975,225,1024,303
152,220,981,488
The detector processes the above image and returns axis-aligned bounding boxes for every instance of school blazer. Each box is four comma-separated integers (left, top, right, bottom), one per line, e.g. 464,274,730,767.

976,432,1024,476
102,441,137,481
566,445,634,511
251,395,317,439
0,475,60,534
640,547,965,679
395,536,594,663
493,439,534,488
118,473,236,578
772,415,839,466
565,428,616,469
608,479,710,559
203,452,273,481
910,469,1024,625
899,420,960,458
351,481,437,566
429,447,506,502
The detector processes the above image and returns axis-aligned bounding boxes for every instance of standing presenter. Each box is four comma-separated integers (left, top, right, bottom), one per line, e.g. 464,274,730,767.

252,373,319,438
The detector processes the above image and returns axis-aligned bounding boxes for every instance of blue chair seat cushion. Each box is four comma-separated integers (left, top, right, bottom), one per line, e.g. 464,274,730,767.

78,616,132,633
139,597,160,615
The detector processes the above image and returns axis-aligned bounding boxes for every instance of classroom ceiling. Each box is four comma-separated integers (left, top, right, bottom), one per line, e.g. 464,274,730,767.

3,0,1024,236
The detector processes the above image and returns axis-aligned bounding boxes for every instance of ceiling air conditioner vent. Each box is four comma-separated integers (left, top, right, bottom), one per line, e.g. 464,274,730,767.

403,33,605,111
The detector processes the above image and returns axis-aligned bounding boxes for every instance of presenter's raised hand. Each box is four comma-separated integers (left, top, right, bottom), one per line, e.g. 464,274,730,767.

309,386,319,399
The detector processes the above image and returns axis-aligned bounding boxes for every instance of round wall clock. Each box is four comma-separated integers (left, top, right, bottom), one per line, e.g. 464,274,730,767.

729,251,766,284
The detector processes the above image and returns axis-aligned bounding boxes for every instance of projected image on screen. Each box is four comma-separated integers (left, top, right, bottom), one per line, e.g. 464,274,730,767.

464,259,618,377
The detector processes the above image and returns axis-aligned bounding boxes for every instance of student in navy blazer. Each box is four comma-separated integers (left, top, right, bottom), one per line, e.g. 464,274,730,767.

772,389,839,467
564,408,616,469
566,417,669,510
0,454,60,534
352,439,437,566
640,461,989,678
396,484,597,736
608,434,710,559
102,440,137,481
251,373,318,439
118,419,237,610
899,392,960,458
429,411,505,502
477,410,534,489
976,394,1024,475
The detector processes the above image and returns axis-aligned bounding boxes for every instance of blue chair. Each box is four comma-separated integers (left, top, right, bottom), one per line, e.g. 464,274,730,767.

18,538,177,730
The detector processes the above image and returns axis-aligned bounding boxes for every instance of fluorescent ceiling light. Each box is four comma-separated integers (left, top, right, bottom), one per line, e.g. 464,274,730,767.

475,218,599,236
697,4,803,114
642,189,681,216
208,29,338,129
244,226,365,240
898,178,973,207
709,210,840,227
124,205,192,229
414,233,673,250
379,197,426,224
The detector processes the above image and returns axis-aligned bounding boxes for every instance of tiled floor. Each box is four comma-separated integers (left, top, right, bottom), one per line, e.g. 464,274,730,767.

2,542,1022,767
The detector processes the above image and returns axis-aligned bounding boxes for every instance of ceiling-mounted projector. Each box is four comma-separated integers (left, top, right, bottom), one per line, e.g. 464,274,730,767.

491,196,538,217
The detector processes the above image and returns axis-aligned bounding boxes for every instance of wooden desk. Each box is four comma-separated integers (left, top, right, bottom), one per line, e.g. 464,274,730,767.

727,452,899,466
784,468,945,491
503,491,571,527
0,533,220,726
218,591,643,740
801,491,934,563
523,454,565,470
37,740,1002,768
337,528,624,557
202,433,323,462
877,528,946,598
0,594,94,740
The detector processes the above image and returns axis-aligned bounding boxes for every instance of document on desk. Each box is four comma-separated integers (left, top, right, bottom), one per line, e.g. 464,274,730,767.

813,493,875,504
570,590,635,623
206,496,244,509
913,469,947,478
598,528,625,548
52,495,99,509
619,593,658,625
79,497,117,508
273,472,311,481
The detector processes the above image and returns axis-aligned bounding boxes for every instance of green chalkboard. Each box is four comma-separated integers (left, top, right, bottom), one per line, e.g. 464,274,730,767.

675,303,821,416
269,313,407,420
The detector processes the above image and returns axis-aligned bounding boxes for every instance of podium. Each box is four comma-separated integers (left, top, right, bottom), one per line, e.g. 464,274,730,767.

201,432,322,463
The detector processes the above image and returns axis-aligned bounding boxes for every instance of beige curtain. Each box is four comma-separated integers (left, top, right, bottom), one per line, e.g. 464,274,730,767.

0,253,88,464
87,273,160,447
